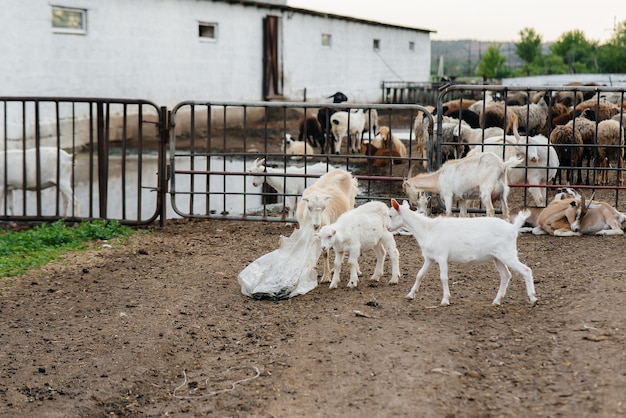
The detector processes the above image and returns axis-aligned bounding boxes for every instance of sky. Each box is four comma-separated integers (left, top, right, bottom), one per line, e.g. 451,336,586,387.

287,0,625,43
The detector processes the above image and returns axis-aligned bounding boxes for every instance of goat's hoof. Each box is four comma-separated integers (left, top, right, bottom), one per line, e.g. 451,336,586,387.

405,294,415,300
388,279,399,285
529,296,538,305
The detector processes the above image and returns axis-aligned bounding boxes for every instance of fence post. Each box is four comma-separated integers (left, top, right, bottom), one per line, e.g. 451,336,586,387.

97,102,108,219
157,106,169,226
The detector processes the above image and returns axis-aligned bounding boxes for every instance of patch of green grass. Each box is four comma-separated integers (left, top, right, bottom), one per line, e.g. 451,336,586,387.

0,220,133,278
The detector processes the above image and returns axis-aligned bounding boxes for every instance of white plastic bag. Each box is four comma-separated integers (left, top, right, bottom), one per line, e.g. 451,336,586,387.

238,227,321,300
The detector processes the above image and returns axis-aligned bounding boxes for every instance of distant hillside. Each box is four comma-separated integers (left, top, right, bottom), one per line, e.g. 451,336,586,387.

431,40,525,81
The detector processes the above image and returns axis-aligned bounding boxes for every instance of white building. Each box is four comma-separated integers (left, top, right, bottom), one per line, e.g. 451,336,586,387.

1,0,432,106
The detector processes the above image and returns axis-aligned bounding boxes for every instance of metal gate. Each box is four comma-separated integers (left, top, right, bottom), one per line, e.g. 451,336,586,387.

0,97,167,225
3,85,625,226
168,101,433,222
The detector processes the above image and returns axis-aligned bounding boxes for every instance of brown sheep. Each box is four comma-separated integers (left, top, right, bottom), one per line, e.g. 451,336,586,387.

574,99,620,121
441,98,477,115
481,102,519,134
549,125,584,184
596,119,624,185
361,126,407,167
298,112,324,149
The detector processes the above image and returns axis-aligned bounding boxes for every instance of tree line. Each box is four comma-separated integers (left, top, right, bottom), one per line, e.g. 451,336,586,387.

474,21,626,81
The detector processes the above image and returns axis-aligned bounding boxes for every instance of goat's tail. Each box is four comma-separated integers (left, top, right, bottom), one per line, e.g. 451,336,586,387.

503,156,524,170
512,210,531,231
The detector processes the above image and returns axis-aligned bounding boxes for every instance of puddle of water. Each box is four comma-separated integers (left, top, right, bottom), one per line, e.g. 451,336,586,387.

4,153,264,220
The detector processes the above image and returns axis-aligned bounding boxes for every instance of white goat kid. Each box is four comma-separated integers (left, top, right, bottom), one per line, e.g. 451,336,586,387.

0,147,80,216
387,199,537,306
247,158,333,219
317,201,401,289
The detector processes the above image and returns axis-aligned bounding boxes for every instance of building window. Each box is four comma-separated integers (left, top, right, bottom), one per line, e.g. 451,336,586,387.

321,33,332,47
51,6,86,34
409,41,415,51
199,23,218,41
373,39,380,51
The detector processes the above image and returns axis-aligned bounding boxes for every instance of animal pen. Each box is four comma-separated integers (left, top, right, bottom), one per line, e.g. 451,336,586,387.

1,84,625,226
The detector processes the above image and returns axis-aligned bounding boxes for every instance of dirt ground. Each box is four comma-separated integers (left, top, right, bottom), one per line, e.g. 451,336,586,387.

0,215,625,417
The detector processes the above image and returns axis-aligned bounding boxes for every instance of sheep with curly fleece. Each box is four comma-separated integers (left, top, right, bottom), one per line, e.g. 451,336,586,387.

508,96,550,135
574,99,620,121
595,119,624,185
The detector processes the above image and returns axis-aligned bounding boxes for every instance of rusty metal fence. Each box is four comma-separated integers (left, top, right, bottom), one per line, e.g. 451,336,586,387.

0,97,167,225
2,85,626,226
436,85,626,210
168,101,432,222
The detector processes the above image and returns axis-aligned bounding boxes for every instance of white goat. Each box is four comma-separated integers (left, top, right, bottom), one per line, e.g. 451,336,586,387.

330,110,366,154
469,129,559,206
453,125,505,149
412,108,433,169
247,158,334,219
359,108,379,135
0,147,80,216
387,199,537,306
281,133,315,160
403,151,522,219
296,169,359,283
317,201,401,289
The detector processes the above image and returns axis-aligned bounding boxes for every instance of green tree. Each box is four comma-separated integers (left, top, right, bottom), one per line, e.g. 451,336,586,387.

598,20,626,73
550,30,598,73
537,53,567,75
515,28,543,76
475,44,510,81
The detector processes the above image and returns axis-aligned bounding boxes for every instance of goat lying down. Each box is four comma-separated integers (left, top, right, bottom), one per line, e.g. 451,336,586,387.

403,151,522,219
531,190,626,236
388,199,537,306
317,201,401,289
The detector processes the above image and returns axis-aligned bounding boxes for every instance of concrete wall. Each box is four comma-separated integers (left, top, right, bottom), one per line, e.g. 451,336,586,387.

0,0,431,146
281,13,430,103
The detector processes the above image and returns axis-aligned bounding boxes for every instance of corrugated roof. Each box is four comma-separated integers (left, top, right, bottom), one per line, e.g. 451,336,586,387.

209,0,434,34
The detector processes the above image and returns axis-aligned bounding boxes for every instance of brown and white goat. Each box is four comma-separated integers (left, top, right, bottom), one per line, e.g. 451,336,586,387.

402,151,522,219
296,169,359,283
361,126,407,167
533,197,585,236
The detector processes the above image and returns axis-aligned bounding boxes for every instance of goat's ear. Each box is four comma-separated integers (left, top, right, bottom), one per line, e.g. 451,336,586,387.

391,199,400,210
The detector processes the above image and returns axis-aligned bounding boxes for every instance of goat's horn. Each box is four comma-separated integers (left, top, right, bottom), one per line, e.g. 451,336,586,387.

587,191,596,207
580,192,586,210
406,163,417,180
512,122,521,142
